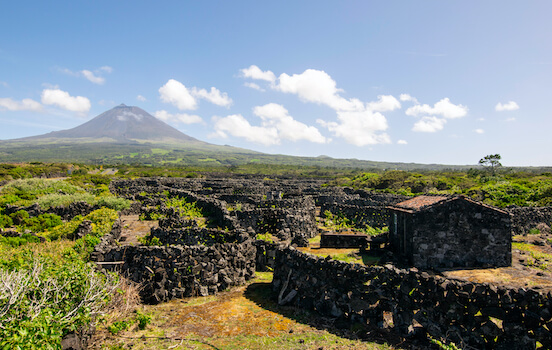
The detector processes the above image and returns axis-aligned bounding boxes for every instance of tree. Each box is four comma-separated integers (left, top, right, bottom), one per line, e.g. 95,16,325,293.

479,154,502,175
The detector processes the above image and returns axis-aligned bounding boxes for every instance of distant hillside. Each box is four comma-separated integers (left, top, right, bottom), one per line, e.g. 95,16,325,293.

0,104,480,171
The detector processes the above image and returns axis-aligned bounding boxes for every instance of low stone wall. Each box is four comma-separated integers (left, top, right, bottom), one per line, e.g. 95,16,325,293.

3,201,98,220
508,206,552,235
273,247,552,349
234,197,318,246
254,240,281,272
319,233,368,248
93,237,255,304
319,204,391,228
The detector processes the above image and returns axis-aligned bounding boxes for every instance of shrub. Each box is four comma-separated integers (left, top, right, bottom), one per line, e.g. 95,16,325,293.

0,214,13,228
0,233,41,247
0,257,119,349
94,196,131,211
138,235,161,246
22,213,63,232
10,210,29,225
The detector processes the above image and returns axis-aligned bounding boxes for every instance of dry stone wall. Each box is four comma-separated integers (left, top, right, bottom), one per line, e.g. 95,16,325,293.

273,247,552,350
508,206,552,235
95,239,255,304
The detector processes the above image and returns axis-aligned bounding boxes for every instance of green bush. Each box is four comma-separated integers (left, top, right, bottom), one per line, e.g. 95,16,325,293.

22,213,63,232
0,255,118,349
94,196,131,211
0,214,13,228
37,192,95,209
0,233,41,247
10,210,29,225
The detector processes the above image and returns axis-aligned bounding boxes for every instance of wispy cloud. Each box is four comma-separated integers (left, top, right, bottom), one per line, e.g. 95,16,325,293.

58,66,113,85
495,101,519,111
154,110,203,124
395,51,447,57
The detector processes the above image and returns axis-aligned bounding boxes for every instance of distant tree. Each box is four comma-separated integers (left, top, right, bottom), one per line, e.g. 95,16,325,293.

479,154,502,175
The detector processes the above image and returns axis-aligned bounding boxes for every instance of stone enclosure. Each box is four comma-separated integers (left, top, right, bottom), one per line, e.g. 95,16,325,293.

81,176,552,349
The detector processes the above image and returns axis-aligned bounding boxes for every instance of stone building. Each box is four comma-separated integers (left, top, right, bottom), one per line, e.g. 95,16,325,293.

387,195,511,268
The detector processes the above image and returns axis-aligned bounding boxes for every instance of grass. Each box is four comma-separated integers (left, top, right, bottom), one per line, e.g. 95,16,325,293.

91,272,392,350
513,242,552,271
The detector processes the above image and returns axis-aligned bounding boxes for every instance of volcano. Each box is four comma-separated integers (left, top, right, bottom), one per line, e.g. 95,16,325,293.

21,104,203,144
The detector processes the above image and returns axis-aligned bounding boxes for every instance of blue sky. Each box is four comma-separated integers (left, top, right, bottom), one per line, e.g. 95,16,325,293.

1,1,551,166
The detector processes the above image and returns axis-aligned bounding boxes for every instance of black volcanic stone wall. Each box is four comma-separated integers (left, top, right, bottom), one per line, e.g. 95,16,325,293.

316,189,407,229
273,247,552,349
234,197,318,246
319,233,368,248
508,206,552,235
93,228,255,304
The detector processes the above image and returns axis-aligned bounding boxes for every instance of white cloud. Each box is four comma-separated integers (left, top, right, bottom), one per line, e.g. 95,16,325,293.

191,87,232,107
245,67,392,146
399,94,418,104
159,79,197,110
475,129,484,134
318,110,390,146
244,82,264,91
99,66,113,73
366,95,401,112
81,70,105,85
41,88,91,113
495,101,519,111
136,95,147,102
0,97,42,111
159,79,233,109
506,117,516,122
212,103,327,145
406,98,468,119
397,140,408,145
241,66,400,146
240,65,276,82
116,110,142,122
154,110,203,124
213,114,279,145
412,116,447,133
0,81,8,88
276,69,363,111
253,103,327,143
60,66,112,84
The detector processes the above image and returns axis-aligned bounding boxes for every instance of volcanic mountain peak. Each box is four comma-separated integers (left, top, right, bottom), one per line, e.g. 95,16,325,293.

21,104,203,144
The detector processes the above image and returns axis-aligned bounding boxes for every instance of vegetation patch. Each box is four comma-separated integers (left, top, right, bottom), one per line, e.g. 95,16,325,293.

90,272,391,350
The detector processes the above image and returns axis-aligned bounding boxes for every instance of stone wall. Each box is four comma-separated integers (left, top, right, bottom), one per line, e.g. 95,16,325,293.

235,197,318,246
95,239,255,304
319,233,368,248
508,206,552,235
273,247,552,349
316,189,407,229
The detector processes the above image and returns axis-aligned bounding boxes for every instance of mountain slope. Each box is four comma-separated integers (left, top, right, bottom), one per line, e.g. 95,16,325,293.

20,104,203,144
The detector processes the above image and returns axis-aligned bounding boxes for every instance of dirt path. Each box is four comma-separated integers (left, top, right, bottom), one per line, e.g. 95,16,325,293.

118,215,158,246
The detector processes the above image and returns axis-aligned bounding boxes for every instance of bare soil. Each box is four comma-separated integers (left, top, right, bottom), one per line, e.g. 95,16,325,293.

118,215,158,246
442,233,552,292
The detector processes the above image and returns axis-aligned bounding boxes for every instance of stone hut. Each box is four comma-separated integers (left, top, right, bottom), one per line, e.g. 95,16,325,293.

387,195,511,268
